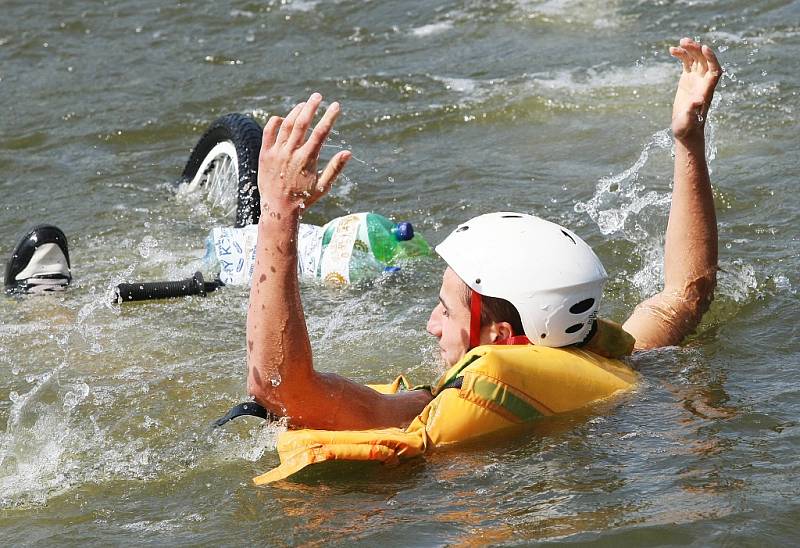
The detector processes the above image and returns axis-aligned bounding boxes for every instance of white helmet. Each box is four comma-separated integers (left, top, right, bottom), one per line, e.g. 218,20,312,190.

435,212,607,348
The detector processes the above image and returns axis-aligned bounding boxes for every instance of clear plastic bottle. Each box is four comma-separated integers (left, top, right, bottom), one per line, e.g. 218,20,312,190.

320,212,431,266
202,225,258,286
202,213,428,286
203,224,323,285
331,248,399,285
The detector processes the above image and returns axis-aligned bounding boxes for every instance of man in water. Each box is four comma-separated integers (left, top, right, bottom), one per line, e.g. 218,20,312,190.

247,38,721,430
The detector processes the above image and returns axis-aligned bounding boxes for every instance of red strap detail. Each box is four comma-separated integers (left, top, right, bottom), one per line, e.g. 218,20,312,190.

494,335,532,346
469,289,482,349
469,290,531,348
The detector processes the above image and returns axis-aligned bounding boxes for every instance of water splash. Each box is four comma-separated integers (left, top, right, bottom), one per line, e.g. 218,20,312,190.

410,21,454,37
209,419,285,463
575,128,673,241
574,88,754,305
0,363,90,507
575,94,721,297
321,129,396,194
717,259,758,303
0,256,134,507
137,235,158,258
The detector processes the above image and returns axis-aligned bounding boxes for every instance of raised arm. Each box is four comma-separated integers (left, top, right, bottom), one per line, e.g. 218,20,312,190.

246,93,432,429
623,39,721,349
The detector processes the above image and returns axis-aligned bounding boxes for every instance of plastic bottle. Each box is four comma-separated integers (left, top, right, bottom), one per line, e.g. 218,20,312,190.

320,212,431,266
202,213,428,286
203,224,323,285
330,248,400,286
201,225,256,285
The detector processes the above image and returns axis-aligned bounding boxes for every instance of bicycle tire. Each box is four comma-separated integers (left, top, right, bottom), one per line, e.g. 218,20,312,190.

179,113,263,227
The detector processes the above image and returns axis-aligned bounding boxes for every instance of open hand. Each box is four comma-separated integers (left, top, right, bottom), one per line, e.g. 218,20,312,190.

258,93,351,214
669,38,722,144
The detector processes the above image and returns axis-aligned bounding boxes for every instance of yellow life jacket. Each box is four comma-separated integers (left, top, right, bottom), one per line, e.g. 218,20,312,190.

253,322,637,485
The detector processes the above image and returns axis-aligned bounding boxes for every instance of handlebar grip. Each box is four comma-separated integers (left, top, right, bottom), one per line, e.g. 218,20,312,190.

114,271,220,303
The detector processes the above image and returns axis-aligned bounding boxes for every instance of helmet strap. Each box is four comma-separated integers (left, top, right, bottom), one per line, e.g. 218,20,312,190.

469,289,531,347
495,335,531,345
469,289,482,349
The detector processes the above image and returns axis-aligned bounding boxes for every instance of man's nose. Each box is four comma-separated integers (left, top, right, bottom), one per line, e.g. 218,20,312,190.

427,309,441,337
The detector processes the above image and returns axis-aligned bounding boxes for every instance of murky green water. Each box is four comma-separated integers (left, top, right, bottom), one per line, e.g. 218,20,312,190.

1,0,798,544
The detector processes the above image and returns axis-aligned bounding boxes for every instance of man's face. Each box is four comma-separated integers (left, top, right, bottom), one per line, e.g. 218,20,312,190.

426,267,472,367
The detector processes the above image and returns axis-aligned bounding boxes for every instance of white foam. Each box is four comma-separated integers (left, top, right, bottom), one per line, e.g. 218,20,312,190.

411,21,453,37
436,76,478,94
718,260,758,303
707,30,745,44
229,9,255,18
0,385,87,508
283,0,320,12
532,63,673,94
516,0,624,28
121,520,183,533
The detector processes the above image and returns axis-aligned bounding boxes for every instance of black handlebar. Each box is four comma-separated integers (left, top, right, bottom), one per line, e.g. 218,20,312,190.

114,271,222,303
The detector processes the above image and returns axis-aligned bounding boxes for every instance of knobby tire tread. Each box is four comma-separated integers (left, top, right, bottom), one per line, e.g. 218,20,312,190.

180,113,263,227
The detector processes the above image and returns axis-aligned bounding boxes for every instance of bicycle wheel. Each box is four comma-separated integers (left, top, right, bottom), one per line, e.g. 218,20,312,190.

179,113,263,227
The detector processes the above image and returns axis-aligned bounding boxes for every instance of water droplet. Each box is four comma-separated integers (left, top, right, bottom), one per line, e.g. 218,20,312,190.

138,235,158,258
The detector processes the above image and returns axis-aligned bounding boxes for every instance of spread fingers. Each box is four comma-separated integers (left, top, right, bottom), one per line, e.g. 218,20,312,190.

302,101,341,159
276,102,305,146
680,37,708,73
670,46,693,73
286,93,322,150
261,116,283,152
317,150,352,194
702,44,722,79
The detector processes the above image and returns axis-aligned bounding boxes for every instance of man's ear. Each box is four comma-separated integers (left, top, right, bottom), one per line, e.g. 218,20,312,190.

488,321,514,343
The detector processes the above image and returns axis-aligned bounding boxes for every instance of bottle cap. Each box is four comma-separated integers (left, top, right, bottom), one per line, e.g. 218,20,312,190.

393,221,414,241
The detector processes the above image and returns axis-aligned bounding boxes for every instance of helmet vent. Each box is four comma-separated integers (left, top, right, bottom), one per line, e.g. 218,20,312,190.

561,230,576,245
456,226,469,232
501,214,522,218
565,323,584,334
569,298,595,314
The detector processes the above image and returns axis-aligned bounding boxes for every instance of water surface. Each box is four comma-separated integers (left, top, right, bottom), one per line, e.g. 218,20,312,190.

1,0,798,545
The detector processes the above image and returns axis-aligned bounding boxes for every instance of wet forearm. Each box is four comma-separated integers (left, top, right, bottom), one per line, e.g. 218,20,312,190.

665,137,718,295
246,204,313,410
